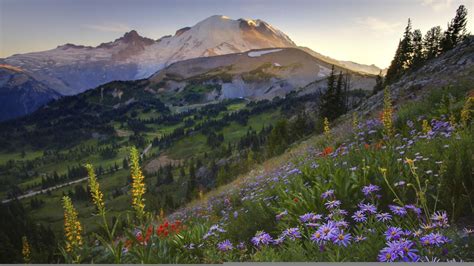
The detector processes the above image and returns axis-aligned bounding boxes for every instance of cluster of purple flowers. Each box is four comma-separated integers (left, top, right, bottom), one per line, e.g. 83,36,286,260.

420,233,450,247
389,204,408,216
299,212,322,223
321,189,335,199
378,239,419,262
217,240,233,251
310,221,352,247
362,184,380,197
282,227,302,241
431,211,449,228
251,231,274,247
203,224,226,239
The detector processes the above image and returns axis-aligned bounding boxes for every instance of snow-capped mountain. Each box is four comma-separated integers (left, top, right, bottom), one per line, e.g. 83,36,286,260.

1,15,296,97
0,15,380,121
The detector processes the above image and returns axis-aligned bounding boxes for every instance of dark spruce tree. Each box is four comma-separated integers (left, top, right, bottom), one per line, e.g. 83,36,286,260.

441,5,469,51
319,65,337,120
423,26,442,60
385,19,413,85
372,71,384,95
411,29,425,70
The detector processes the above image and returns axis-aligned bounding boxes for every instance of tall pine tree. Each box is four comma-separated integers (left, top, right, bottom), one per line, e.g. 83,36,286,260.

399,18,414,70
411,29,425,70
319,65,337,119
373,71,384,94
423,26,442,59
441,5,469,51
385,19,413,84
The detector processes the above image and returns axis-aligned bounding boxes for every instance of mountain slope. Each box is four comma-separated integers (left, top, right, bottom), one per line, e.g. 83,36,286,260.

149,47,376,102
0,65,61,121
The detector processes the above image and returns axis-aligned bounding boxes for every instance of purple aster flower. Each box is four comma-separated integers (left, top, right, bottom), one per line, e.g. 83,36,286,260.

376,212,392,222
310,231,324,244
431,211,449,228
217,240,233,251
355,235,367,242
420,233,450,247
282,227,301,241
378,244,398,262
273,236,285,245
335,220,349,228
389,205,407,216
362,184,380,196
332,231,352,247
209,224,226,233
358,202,377,214
321,189,335,199
378,240,419,262
299,212,320,223
412,229,423,238
251,231,273,247
338,209,348,216
324,200,341,209
385,226,403,241
305,222,320,228
399,240,420,262
318,221,339,240
276,210,288,221
352,210,367,222
237,242,246,250
405,204,422,216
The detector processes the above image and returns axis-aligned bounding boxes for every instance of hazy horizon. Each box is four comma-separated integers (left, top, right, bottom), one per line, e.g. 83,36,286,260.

1,0,473,68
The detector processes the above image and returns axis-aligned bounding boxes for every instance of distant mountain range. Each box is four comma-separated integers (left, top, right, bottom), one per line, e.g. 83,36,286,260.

0,15,382,121
0,65,61,121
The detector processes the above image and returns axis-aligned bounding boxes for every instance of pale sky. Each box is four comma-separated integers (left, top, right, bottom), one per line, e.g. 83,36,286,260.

0,0,472,68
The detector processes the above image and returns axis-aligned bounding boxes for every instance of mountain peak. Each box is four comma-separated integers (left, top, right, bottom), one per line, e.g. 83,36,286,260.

121,30,146,42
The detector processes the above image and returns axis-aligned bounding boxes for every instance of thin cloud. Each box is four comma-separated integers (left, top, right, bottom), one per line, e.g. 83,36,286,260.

356,17,402,33
419,0,454,11
83,23,130,33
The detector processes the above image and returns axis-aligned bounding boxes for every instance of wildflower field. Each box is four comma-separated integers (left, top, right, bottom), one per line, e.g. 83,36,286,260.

56,86,473,263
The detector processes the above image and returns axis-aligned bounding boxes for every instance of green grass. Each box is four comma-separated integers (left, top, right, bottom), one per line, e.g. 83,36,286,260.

0,150,43,164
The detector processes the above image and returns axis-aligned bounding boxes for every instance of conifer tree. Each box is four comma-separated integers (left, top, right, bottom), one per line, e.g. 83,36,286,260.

411,29,425,69
335,71,345,114
442,5,469,51
319,65,337,120
399,19,414,70
373,71,384,94
423,26,442,59
384,40,404,85
385,19,414,84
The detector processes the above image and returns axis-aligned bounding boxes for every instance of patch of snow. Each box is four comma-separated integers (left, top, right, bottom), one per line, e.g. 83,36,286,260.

247,49,283,58
273,62,281,67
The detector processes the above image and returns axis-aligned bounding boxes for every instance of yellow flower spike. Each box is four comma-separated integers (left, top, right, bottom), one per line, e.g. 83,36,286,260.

352,112,359,133
449,114,457,129
129,146,146,219
323,117,331,140
22,236,31,264
85,163,105,215
460,96,473,128
199,189,204,200
422,120,431,134
382,87,394,138
62,196,83,254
